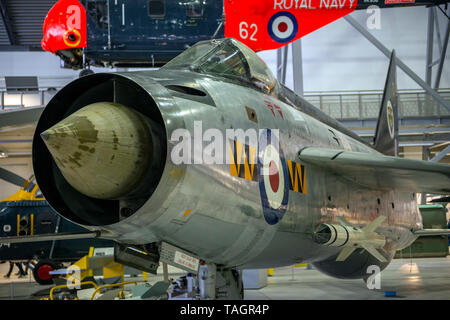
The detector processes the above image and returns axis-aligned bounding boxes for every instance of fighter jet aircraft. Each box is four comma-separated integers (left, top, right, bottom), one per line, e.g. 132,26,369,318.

3,38,450,299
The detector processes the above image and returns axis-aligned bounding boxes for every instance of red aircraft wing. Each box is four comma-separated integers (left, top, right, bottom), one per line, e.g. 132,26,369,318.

224,0,358,52
41,0,87,54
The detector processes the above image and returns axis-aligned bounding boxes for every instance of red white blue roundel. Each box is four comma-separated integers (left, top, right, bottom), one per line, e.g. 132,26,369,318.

258,129,289,225
268,11,299,44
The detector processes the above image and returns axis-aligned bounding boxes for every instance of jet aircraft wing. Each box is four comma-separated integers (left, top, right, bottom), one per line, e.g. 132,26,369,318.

298,147,450,195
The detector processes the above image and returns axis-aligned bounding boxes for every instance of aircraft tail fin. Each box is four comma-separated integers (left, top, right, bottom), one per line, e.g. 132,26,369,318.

373,50,399,156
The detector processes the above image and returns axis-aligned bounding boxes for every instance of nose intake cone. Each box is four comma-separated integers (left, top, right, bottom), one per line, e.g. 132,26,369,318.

41,102,151,200
40,131,50,141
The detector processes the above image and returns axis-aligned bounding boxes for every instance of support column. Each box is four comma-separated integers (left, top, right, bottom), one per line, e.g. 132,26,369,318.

425,8,435,86
425,8,435,116
421,146,431,204
198,263,216,299
162,262,169,283
277,48,282,81
282,45,288,85
277,46,289,85
292,39,304,96
434,7,450,90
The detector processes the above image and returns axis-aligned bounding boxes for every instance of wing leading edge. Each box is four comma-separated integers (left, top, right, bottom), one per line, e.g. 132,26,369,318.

297,147,450,194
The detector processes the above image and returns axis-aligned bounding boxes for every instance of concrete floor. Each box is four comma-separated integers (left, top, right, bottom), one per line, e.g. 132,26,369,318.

0,257,449,300
245,257,450,300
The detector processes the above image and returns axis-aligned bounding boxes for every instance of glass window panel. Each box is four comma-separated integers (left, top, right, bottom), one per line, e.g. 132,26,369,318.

149,0,165,18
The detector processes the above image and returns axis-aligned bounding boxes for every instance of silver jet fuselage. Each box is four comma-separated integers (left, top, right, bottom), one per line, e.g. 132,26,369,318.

33,39,423,279
34,69,420,272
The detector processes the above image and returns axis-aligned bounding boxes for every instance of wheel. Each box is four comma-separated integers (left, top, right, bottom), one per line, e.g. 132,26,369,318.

33,260,56,285
79,69,94,78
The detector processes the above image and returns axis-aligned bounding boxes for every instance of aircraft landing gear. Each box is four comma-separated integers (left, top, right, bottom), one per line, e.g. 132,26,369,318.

78,48,93,78
79,68,94,78
214,267,244,300
169,263,244,300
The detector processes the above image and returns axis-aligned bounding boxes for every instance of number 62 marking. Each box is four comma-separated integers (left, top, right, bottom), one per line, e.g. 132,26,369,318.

239,22,257,41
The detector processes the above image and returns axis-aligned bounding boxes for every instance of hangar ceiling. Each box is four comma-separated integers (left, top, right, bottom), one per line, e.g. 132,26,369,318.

0,0,58,48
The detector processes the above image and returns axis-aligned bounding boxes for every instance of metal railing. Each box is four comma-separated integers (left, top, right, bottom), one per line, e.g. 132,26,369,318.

1,80,449,121
303,89,450,120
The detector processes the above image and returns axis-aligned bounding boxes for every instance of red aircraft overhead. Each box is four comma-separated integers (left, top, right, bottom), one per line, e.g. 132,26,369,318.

224,0,357,51
41,0,87,54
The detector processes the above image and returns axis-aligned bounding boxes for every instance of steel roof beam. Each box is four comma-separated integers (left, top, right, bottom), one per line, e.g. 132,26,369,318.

0,0,15,45
344,14,450,113
430,144,450,162
425,7,435,86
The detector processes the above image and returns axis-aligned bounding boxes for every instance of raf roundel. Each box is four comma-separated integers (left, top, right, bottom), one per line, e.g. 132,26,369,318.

386,100,395,139
258,129,289,225
267,11,299,43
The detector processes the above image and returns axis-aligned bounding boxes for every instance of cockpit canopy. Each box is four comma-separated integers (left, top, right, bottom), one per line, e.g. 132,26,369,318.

163,38,277,94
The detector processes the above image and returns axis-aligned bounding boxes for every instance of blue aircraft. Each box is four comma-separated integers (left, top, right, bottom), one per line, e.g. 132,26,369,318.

0,177,114,284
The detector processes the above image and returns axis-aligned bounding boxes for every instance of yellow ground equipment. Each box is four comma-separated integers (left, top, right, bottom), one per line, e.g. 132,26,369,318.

64,247,125,286
44,247,134,299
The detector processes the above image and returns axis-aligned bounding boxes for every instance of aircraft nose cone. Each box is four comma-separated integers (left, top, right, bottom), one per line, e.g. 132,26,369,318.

40,131,49,141
41,102,152,200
